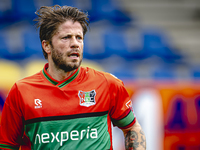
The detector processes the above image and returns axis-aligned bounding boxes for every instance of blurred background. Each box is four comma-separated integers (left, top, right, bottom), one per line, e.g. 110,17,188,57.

0,0,200,149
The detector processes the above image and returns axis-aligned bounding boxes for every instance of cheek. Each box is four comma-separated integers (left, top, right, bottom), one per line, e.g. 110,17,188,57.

52,47,64,58
52,39,67,50
80,43,84,51
58,42,67,50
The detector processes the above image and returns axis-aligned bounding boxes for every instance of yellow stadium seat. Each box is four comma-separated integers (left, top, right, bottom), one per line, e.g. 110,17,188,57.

0,60,22,92
23,59,47,77
81,59,104,71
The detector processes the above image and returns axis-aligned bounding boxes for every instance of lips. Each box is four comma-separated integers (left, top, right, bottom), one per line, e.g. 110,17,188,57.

68,51,80,58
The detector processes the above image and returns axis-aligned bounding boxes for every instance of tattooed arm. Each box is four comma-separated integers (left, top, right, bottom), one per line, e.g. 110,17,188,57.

122,120,146,150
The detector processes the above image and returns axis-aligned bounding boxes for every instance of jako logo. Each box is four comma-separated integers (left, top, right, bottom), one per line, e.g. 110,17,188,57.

35,99,42,109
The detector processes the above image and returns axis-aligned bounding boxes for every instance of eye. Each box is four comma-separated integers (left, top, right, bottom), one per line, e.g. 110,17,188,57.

77,36,83,40
63,35,71,39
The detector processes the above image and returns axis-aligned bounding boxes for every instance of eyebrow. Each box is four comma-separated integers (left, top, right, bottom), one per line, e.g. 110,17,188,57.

61,33,83,36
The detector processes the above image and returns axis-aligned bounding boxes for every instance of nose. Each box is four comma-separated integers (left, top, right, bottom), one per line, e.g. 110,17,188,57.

70,36,79,48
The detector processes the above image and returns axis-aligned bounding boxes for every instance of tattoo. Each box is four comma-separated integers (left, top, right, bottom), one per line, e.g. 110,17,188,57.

140,130,146,148
125,131,139,150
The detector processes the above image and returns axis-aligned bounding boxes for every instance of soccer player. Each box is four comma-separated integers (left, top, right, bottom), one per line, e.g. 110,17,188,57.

0,5,146,150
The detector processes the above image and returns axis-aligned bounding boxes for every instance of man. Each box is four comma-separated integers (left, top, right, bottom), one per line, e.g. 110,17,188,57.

0,5,146,150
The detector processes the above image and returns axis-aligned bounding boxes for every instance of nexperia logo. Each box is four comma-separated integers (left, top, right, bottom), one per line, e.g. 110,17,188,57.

34,126,98,146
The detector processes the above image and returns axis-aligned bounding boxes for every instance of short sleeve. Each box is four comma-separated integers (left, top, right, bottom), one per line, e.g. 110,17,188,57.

106,73,136,129
0,84,24,150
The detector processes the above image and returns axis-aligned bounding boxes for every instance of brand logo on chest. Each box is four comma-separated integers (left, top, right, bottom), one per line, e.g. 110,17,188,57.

34,99,42,109
78,90,96,107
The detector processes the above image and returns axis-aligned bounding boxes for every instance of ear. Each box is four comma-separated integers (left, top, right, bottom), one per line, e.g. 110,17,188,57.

42,40,51,54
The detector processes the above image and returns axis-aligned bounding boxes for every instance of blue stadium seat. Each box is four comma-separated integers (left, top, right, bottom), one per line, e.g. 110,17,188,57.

88,0,132,24
0,32,9,59
83,34,110,60
109,62,136,80
112,70,136,80
103,29,149,60
23,29,43,58
191,66,200,80
0,0,18,23
104,30,129,58
0,30,32,60
151,65,176,80
142,28,182,62
12,0,36,21
53,0,77,7
0,91,5,111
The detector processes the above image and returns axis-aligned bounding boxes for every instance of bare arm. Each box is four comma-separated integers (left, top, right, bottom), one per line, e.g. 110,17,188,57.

122,120,146,150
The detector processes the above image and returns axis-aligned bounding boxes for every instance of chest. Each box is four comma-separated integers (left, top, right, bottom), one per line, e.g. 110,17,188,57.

20,82,110,120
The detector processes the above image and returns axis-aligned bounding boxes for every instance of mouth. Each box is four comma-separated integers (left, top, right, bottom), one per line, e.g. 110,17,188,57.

68,52,80,58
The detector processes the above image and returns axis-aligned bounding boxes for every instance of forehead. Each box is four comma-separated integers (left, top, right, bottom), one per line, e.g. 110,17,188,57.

56,20,83,35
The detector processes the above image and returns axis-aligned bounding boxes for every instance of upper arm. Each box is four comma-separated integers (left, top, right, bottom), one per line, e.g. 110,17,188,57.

105,73,136,128
0,84,23,149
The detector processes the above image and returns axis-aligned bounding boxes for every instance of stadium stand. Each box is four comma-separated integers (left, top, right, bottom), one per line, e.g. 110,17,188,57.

81,59,105,71
52,0,77,7
191,65,200,80
0,32,9,59
23,59,47,77
88,0,132,24
12,0,36,22
104,29,130,59
141,27,183,62
83,32,111,60
151,65,177,80
0,91,5,111
0,60,22,91
22,29,43,59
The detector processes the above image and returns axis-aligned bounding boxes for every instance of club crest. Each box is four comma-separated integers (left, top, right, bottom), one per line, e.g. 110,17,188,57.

78,90,96,107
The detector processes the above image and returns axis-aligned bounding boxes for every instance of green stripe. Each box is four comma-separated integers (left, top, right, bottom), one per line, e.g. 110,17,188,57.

58,68,80,88
0,144,19,150
25,114,110,150
42,68,80,88
112,111,135,127
42,69,58,85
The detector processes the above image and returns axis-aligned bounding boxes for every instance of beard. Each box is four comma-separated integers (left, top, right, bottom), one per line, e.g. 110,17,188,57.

51,48,82,73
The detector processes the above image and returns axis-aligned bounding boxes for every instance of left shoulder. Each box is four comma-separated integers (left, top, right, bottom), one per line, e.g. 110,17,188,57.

80,66,123,85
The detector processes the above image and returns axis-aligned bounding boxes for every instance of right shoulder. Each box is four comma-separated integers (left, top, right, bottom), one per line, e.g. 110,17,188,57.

15,71,44,88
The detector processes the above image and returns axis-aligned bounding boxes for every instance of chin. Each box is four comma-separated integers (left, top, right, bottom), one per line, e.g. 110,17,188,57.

62,62,81,72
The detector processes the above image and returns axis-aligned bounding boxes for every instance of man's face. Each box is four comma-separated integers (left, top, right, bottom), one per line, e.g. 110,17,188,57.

50,20,84,72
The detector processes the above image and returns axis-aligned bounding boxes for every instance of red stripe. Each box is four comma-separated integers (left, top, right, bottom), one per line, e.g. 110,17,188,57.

114,108,132,120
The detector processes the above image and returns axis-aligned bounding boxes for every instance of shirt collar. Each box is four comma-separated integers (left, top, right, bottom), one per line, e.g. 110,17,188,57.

42,63,80,88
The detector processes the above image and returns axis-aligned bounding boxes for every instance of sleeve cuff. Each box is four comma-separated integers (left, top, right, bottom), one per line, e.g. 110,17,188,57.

111,109,136,129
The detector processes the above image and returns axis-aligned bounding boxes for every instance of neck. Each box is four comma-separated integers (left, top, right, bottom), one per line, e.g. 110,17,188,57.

47,63,76,81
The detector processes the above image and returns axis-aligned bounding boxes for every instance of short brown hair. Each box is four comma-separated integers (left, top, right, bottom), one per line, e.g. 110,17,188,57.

34,5,90,59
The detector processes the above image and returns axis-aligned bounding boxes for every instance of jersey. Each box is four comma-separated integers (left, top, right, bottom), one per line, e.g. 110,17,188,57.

0,63,136,150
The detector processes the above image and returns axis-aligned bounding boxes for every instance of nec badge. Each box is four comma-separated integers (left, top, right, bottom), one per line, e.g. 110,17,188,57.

78,90,96,107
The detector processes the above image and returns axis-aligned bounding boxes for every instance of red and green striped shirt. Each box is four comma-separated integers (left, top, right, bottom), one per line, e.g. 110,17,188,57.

0,63,135,150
